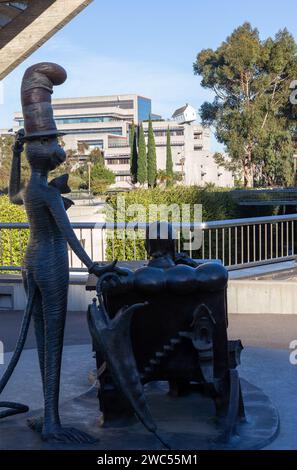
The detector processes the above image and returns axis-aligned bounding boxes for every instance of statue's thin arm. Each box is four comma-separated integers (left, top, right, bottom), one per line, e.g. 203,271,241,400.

9,143,23,206
47,192,94,269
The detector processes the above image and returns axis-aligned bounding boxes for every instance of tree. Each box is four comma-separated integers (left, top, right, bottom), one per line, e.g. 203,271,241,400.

67,173,85,191
137,124,147,185
88,147,105,165
90,163,115,194
58,136,66,148
129,122,138,183
66,148,78,160
77,141,89,156
194,23,297,187
147,119,157,187
173,172,183,183
166,127,173,186
156,169,167,186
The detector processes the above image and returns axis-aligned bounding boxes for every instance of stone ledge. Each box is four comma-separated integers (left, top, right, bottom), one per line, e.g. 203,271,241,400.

0,273,88,285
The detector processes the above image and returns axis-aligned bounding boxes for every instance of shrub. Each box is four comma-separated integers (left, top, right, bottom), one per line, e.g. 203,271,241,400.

0,196,28,270
91,163,115,194
105,186,238,261
68,173,85,191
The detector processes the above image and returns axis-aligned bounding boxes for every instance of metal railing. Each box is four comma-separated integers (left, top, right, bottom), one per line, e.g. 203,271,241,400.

0,214,296,272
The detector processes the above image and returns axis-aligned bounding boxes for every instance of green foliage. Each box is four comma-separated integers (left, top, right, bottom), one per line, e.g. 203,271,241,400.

68,173,85,191
156,170,180,187
194,23,297,188
0,195,28,269
66,148,78,159
90,163,115,194
55,147,106,191
77,141,89,155
88,148,105,165
156,169,168,186
147,119,157,187
129,123,138,183
105,187,237,261
173,172,183,183
137,124,147,184
166,127,173,186
57,136,66,148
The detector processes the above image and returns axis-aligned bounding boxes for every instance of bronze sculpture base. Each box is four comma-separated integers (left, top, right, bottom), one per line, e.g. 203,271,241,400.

0,378,279,450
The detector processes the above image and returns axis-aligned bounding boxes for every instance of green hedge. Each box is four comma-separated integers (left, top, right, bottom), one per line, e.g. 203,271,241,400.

105,187,238,261
0,196,28,270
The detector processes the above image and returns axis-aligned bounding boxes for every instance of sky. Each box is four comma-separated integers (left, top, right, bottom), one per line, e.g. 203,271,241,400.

1,0,297,151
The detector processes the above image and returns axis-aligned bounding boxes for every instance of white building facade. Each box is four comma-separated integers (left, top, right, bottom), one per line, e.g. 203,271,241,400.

12,95,234,188
142,120,233,187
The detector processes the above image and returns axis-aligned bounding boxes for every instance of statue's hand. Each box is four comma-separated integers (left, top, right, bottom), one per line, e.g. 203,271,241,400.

13,129,25,154
175,252,198,267
89,260,129,278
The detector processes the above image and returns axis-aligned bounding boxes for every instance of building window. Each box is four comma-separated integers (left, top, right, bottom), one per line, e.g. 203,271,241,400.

55,116,116,124
138,97,152,122
61,128,123,135
194,132,202,140
116,175,131,182
155,143,184,147
108,140,129,148
79,140,104,150
107,158,130,165
194,145,203,151
143,128,184,137
53,100,134,110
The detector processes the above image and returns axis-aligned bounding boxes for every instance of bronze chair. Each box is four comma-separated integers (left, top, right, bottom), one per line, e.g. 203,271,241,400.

88,259,245,443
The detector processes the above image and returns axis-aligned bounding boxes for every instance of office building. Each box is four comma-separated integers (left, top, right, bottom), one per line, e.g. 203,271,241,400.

12,95,234,188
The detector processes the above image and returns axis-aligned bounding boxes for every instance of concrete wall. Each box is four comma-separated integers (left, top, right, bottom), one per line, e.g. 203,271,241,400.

0,0,93,80
228,280,297,315
0,275,94,312
2,275,297,314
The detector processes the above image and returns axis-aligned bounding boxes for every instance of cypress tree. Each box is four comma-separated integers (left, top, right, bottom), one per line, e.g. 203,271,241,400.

137,124,147,185
129,122,138,183
147,118,157,187
166,126,173,186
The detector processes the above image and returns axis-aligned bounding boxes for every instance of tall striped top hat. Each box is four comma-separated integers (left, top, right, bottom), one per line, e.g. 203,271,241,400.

21,62,67,140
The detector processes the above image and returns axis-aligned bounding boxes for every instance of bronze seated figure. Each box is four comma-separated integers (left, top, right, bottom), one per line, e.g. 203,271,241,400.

88,222,245,445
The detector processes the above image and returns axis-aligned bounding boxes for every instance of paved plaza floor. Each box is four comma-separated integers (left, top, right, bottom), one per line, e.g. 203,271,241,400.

0,310,296,449
2,310,297,352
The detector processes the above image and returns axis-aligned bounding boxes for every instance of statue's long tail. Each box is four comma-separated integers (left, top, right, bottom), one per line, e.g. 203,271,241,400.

88,296,170,449
0,287,36,419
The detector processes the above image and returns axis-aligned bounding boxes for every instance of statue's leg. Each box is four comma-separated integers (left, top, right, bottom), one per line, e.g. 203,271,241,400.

22,271,45,390
39,272,96,444
33,291,45,391
41,275,67,435
22,271,46,434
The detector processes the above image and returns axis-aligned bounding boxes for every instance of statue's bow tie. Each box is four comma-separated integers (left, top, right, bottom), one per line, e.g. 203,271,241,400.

49,174,71,194
49,174,74,211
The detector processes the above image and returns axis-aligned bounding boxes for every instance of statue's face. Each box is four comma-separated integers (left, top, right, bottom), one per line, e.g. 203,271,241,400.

26,137,66,171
